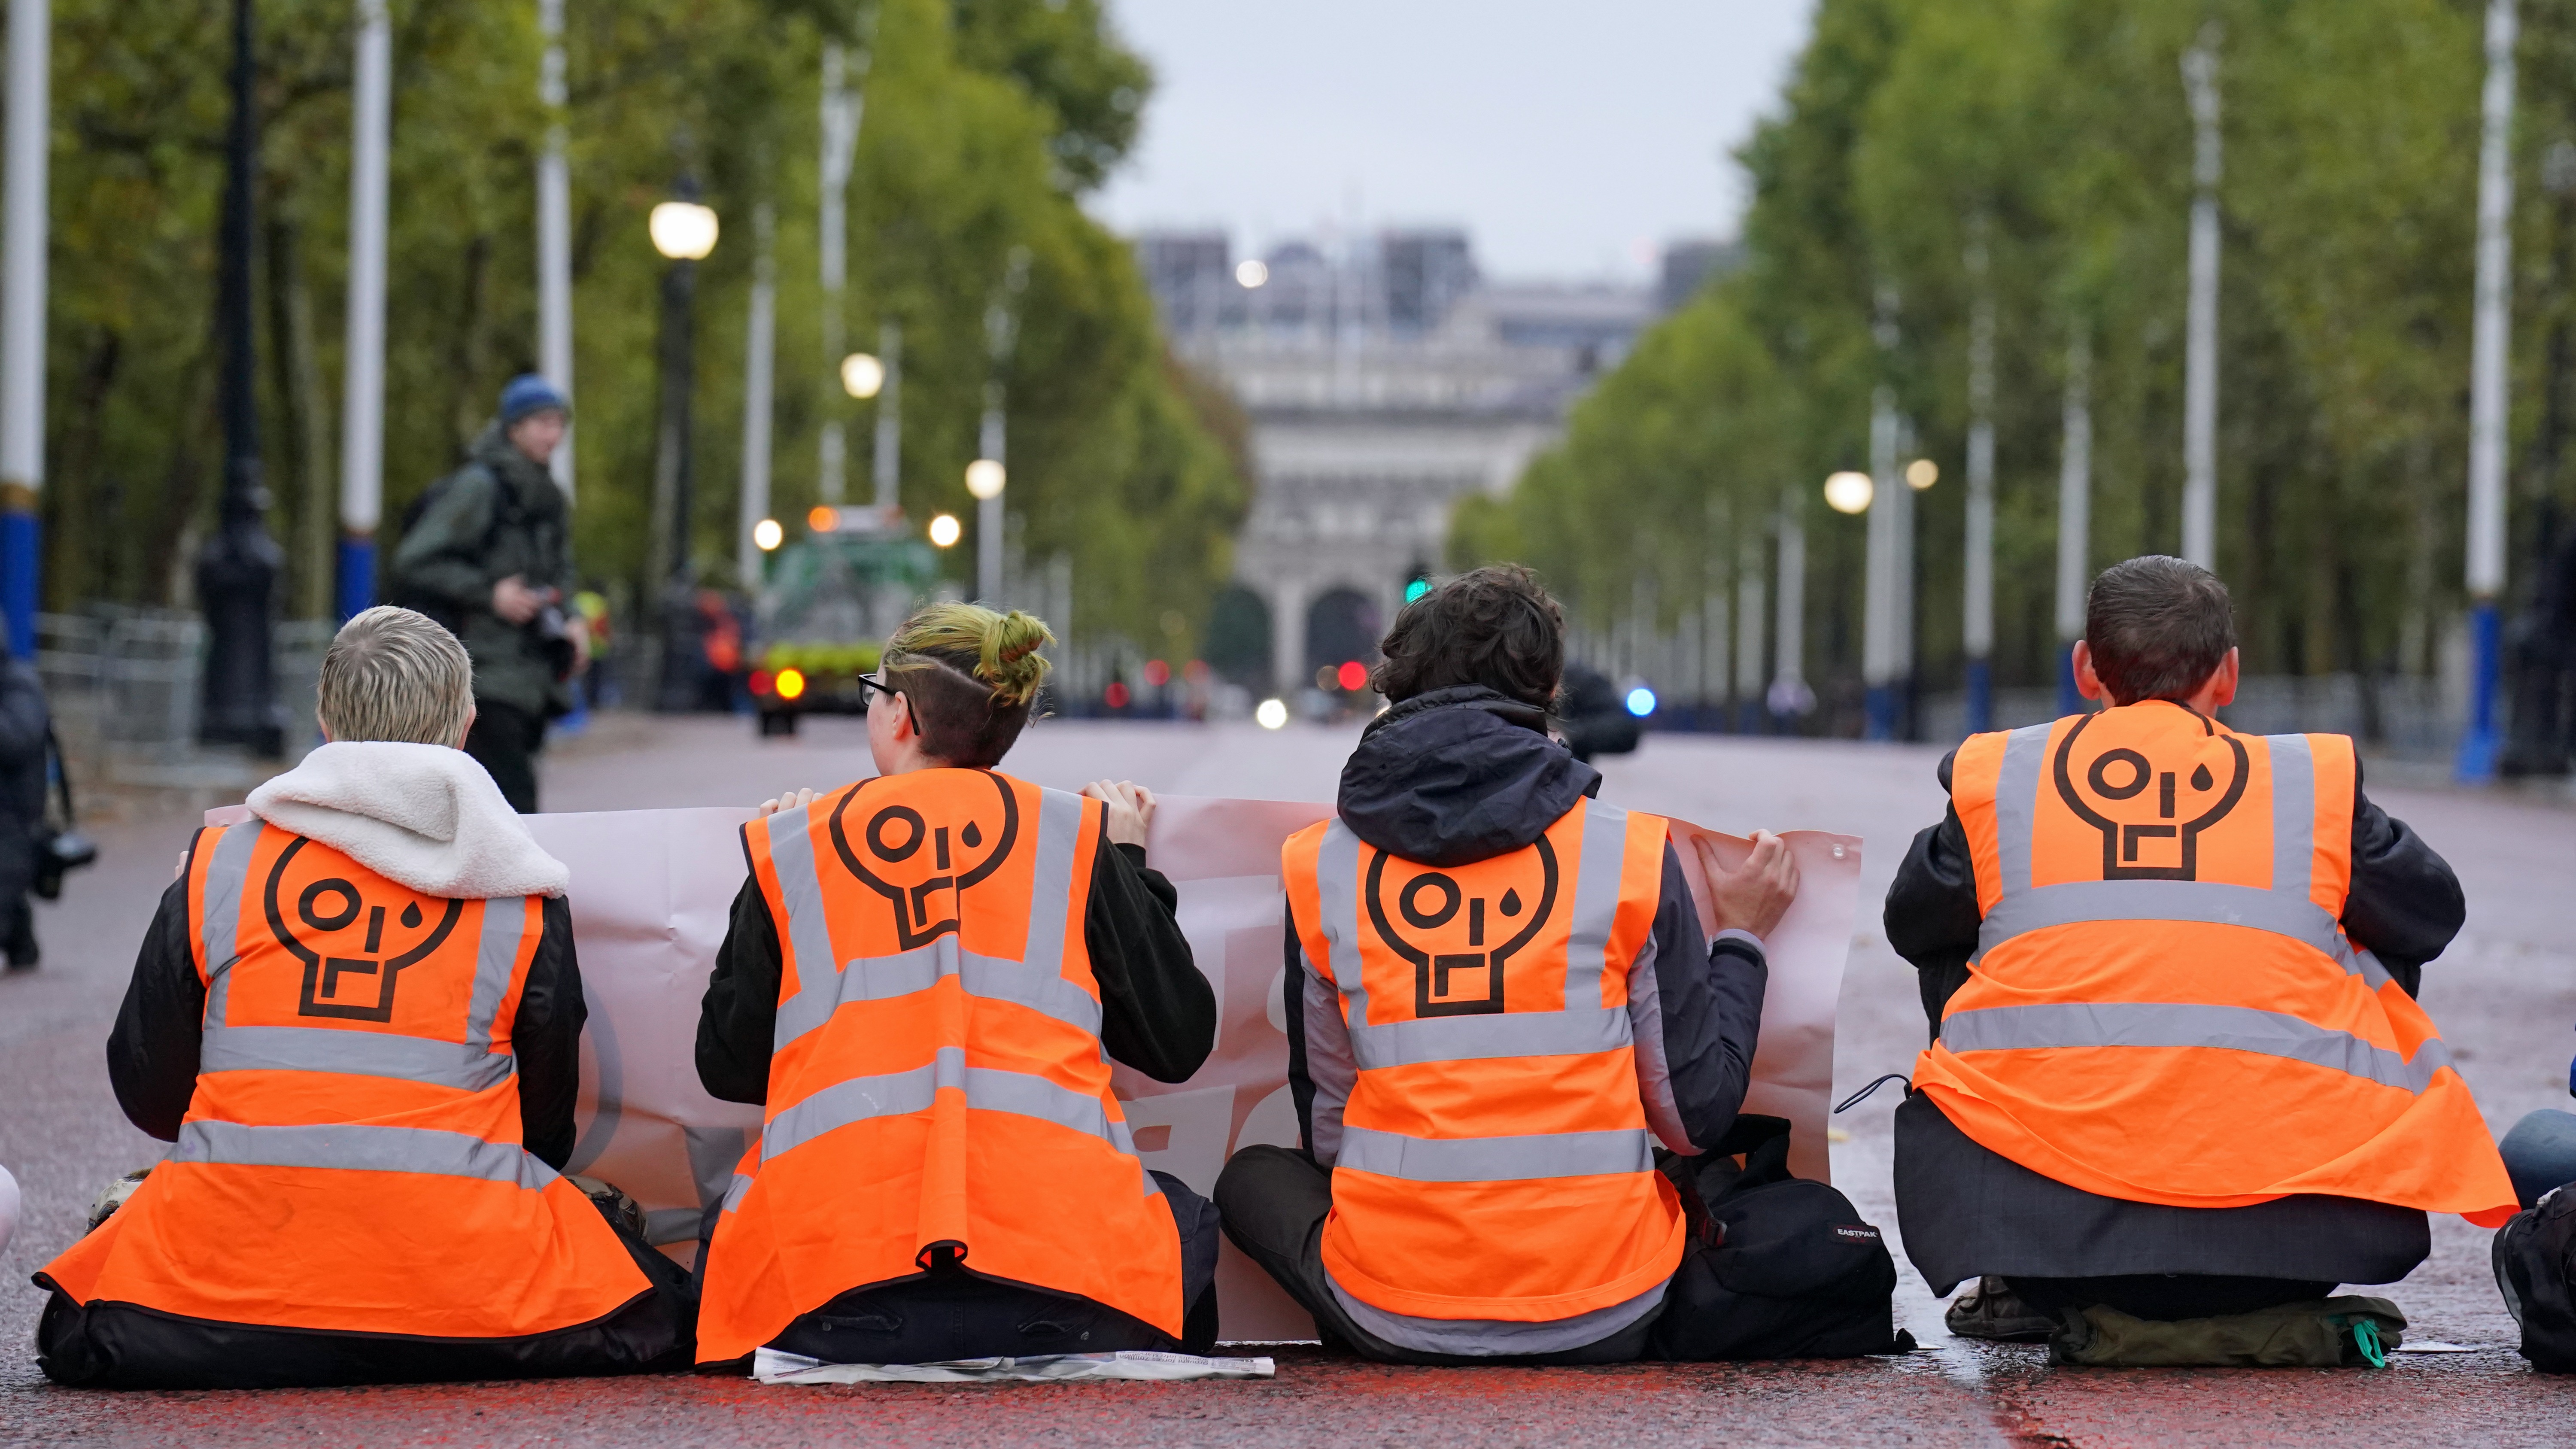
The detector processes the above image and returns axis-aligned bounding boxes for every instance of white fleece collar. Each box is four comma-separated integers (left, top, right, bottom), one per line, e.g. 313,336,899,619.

246,741,570,899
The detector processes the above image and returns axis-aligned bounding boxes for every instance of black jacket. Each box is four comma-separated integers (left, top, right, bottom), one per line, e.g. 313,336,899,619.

109,855,589,1169
695,818,1214,1104
0,659,51,902
1289,686,1767,1163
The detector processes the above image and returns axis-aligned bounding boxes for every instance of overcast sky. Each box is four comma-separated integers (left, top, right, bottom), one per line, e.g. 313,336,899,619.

1090,2,1817,283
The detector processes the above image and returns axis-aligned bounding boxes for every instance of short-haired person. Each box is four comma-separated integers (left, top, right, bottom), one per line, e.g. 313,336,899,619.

1217,565,1890,1363
36,608,691,1388
388,374,583,813
693,603,1220,1365
1890,556,2515,1337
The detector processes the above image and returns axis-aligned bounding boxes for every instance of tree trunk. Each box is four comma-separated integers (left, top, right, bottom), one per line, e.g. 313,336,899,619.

266,217,334,620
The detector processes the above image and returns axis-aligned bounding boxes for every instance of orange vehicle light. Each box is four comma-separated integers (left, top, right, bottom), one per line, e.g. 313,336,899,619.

775,668,807,701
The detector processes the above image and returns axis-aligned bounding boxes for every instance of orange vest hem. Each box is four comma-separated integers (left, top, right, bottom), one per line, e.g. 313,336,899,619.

1318,1207,1686,1322
1911,1075,2518,1226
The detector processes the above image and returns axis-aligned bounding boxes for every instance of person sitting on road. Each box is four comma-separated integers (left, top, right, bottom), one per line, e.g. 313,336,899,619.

34,607,691,1389
1889,556,2515,1340
1218,564,1899,1364
692,602,1219,1367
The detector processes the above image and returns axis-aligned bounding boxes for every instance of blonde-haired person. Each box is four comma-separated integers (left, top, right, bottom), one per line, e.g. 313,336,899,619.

38,607,693,1388
693,602,1220,1367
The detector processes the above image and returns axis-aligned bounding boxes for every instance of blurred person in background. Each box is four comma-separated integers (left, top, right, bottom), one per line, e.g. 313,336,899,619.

0,620,57,969
387,373,586,813
1555,660,1641,764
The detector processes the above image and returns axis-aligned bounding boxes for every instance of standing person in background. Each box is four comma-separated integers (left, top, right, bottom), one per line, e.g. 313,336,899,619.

387,374,586,813
0,626,55,969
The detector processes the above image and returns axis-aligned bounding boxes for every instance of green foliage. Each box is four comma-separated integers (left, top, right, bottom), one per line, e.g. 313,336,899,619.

1461,0,2576,720
36,0,1242,654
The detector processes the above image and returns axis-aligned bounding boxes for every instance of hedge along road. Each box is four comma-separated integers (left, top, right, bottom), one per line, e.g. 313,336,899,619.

4,715,2573,1447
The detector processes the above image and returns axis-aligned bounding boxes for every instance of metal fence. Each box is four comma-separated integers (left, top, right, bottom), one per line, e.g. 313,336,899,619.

37,607,332,789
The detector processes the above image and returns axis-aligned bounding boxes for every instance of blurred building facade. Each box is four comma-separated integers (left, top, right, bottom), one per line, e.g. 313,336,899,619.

1140,227,1723,696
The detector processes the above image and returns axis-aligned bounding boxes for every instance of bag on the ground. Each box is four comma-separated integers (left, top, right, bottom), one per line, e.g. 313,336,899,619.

2494,1181,2576,1371
1649,1117,1909,1361
2047,1296,2405,1368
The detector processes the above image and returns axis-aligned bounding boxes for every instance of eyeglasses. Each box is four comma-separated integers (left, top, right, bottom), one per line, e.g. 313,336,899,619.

856,672,899,707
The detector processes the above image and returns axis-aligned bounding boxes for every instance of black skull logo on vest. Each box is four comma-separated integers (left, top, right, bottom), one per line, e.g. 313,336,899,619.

1366,837,1560,1018
831,772,1020,950
265,837,467,1021
2052,712,2248,881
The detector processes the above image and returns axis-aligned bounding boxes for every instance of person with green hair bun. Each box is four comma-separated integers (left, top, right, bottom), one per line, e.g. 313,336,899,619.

691,602,1223,1366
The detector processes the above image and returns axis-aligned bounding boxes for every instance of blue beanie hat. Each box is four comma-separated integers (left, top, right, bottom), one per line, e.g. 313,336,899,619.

500,373,570,425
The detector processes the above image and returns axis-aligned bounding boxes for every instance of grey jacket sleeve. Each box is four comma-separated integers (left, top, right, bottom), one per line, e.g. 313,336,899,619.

1628,842,1768,1154
1284,899,1358,1167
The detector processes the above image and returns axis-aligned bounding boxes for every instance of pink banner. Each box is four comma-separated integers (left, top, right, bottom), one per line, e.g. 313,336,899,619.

207,797,1859,1343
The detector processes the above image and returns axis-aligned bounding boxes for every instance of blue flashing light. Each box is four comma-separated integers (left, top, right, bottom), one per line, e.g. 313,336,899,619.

1624,686,1657,718
1404,577,1431,603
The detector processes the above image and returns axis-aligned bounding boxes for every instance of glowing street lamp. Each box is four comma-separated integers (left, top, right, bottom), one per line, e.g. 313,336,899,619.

964,458,1005,501
839,351,883,399
1905,457,1939,490
648,200,719,261
1236,258,1269,288
752,517,784,551
927,512,961,548
1823,470,1874,516
1255,697,1289,729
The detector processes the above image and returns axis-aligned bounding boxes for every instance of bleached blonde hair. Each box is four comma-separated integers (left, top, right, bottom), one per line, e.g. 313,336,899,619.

316,606,476,745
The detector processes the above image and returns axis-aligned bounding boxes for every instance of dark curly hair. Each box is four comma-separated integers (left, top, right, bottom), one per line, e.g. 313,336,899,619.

1369,563,1565,709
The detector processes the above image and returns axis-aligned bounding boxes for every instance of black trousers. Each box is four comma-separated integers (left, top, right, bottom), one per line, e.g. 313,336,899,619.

2005,1274,2337,1322
36,1208,696,1389
764,1169,1222,1364
1214,1145,1660,1366
464,697,547,814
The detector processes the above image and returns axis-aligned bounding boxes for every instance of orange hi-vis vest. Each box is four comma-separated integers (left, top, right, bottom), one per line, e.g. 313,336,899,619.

1912,702,2515,1227
39,820,650,1338
1282,797,1682,1322
697,769,1182,1361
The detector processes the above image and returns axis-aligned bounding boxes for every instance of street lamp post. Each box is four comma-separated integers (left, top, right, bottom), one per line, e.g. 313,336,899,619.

337,0,390,622
2180,24,2222,569
647,180,717,711
1963,219,1997,734
0,0,49,660
973,249,1030,603
738,203,775,590
2056,325,2094,716
537,0,575,501
2462,0,2520,782
198,0,285,755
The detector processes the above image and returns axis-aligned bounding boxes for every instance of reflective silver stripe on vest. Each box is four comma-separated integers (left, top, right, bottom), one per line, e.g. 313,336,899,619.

1976,730,2387,989
2270,734,2315,902
762,1044,1155,1194
772,941,1104,1050
723,1172,753,1214
465,896,530,1053
197,1026,517,1092
1989,724,2054,906
1335,1124,1654,1184
171,1119,557,1190
766,786,1094,1052
1317,806,1639,1069
198,820,264,1027
1940,1001,2455,1094
763,799,839,996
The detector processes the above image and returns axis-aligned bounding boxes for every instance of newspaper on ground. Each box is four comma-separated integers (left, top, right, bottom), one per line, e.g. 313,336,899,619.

751,1348,1276,1384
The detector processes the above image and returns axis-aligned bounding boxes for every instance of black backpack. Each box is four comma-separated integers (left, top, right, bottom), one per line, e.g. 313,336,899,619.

2495,1184,2576,1370
1649,1116,1911,1361
383,462,514,632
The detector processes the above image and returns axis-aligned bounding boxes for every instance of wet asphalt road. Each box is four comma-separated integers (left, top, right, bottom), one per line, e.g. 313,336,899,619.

5,714,2575,1446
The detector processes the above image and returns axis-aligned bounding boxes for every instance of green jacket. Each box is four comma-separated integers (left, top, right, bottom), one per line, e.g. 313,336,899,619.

388,422,574,717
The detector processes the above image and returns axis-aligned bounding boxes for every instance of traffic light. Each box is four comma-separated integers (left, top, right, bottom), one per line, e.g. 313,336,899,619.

1403,562,1434,604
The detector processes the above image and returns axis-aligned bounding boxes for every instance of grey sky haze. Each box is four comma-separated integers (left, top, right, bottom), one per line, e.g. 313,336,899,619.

1090,2,1817,283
